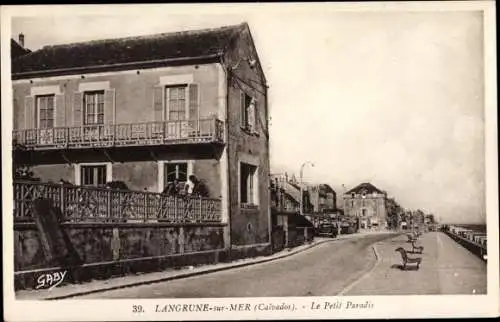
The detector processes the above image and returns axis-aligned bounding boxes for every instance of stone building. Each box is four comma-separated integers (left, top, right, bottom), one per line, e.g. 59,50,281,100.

343,182,388,230
11,23,271,258
308,184,336,213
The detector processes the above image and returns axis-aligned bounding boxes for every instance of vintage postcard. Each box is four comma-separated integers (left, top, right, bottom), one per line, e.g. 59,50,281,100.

1,2,498,321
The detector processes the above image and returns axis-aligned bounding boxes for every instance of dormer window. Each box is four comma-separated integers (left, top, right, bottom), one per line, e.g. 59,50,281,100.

351,193,355,198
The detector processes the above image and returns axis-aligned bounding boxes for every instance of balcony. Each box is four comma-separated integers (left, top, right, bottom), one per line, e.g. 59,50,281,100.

13,117,224,151
13,181,222,223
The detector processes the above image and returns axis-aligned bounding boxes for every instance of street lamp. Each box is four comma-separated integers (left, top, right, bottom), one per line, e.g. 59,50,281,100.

299,161,314,216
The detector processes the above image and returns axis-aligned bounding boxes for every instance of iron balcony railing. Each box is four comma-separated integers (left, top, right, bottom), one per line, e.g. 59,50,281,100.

12,117,224,150
13,181,222,223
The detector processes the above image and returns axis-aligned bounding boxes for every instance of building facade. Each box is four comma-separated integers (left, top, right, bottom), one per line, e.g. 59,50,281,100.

343,182,388,230
308,184,336,213
270,173,313,214
11,23,271,255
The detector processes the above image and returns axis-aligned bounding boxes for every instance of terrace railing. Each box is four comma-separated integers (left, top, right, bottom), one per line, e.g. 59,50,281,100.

12,117,224,150
13,181,222,223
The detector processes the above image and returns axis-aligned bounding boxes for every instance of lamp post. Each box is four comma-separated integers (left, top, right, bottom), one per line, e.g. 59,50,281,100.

299,161,314,216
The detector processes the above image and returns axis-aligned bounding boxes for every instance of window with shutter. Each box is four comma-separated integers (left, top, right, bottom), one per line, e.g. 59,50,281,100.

240,90,257,133
240,91,247,128
166,86,187,121
104,89,115,124
188,83,199,132
36,95,55,129
73,92,83,126
55,95,65,127
24,96,35,129
83,91,105,125
248,98,256,132
153,86,164,122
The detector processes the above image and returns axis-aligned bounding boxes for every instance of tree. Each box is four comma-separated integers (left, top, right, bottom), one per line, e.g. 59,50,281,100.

386,198,402,230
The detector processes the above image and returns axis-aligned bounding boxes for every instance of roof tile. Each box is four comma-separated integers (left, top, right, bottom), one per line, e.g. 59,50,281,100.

12,23,245,75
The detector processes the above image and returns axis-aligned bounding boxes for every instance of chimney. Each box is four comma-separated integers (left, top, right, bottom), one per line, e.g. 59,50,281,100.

18,33,25,48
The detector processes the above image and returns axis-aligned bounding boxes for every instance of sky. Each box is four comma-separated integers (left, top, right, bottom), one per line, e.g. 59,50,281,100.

8,4,487,224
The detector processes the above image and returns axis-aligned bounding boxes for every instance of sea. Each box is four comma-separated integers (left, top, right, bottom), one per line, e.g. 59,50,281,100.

453,224,487,233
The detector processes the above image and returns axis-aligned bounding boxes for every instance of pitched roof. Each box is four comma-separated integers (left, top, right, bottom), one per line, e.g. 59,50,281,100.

318,184,335,194
11,39,31,59
12,23,246,76
345,182,385,195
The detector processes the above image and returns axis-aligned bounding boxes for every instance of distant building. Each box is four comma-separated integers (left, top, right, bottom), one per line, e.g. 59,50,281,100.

308,184,336,213
270,173,313,214
343,182,388,230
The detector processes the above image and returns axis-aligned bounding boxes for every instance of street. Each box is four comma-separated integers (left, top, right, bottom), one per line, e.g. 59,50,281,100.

79,233,397,298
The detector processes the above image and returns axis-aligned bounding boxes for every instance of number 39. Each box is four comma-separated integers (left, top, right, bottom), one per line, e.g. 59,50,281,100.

132,305,143,313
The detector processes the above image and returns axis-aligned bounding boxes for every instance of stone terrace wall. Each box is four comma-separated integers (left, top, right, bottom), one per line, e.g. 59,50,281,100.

14,222,227,290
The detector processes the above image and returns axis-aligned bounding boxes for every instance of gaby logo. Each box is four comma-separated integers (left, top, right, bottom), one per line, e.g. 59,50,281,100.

35,271,67,290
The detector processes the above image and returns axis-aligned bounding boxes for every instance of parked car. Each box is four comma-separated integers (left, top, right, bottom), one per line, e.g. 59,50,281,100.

315,223,338,238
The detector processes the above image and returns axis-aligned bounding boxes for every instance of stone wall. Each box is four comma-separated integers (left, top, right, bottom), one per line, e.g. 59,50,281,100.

14,222,226,272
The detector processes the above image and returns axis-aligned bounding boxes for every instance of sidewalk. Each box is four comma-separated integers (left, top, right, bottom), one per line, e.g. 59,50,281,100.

16,231,383,300
343,232,487,295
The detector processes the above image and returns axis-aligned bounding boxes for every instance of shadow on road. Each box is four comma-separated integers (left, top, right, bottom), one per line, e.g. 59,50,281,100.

390,264,420,271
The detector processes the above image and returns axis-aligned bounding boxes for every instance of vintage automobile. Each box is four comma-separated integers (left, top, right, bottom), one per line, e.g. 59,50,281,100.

315,222,338,238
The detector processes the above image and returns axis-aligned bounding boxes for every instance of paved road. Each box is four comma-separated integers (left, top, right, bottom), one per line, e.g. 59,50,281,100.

80,233,397,298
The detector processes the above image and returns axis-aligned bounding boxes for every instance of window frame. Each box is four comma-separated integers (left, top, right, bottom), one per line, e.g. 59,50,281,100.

157,160,194,193
35,94,55,129
83,90,105,125
75,162,112,186
165,162,189,184
165,84,189,121
238,161,259,208
240,90,258,135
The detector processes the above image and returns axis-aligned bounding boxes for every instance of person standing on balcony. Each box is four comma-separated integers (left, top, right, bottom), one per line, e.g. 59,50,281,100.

185,175,210,197
185,175,197,196
163,179,180,196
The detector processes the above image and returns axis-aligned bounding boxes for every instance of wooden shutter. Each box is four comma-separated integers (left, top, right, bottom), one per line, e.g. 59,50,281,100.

73,92,83,126
153,86,164,121
24,96,34,129
188,83,199,130
104,89,115,124
248,99,256,132
55,94,65,127
240,90,246,128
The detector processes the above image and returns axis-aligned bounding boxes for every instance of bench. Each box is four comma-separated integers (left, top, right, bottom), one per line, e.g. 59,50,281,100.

406,234,417,243
411,241,424,254
395,247,422,270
